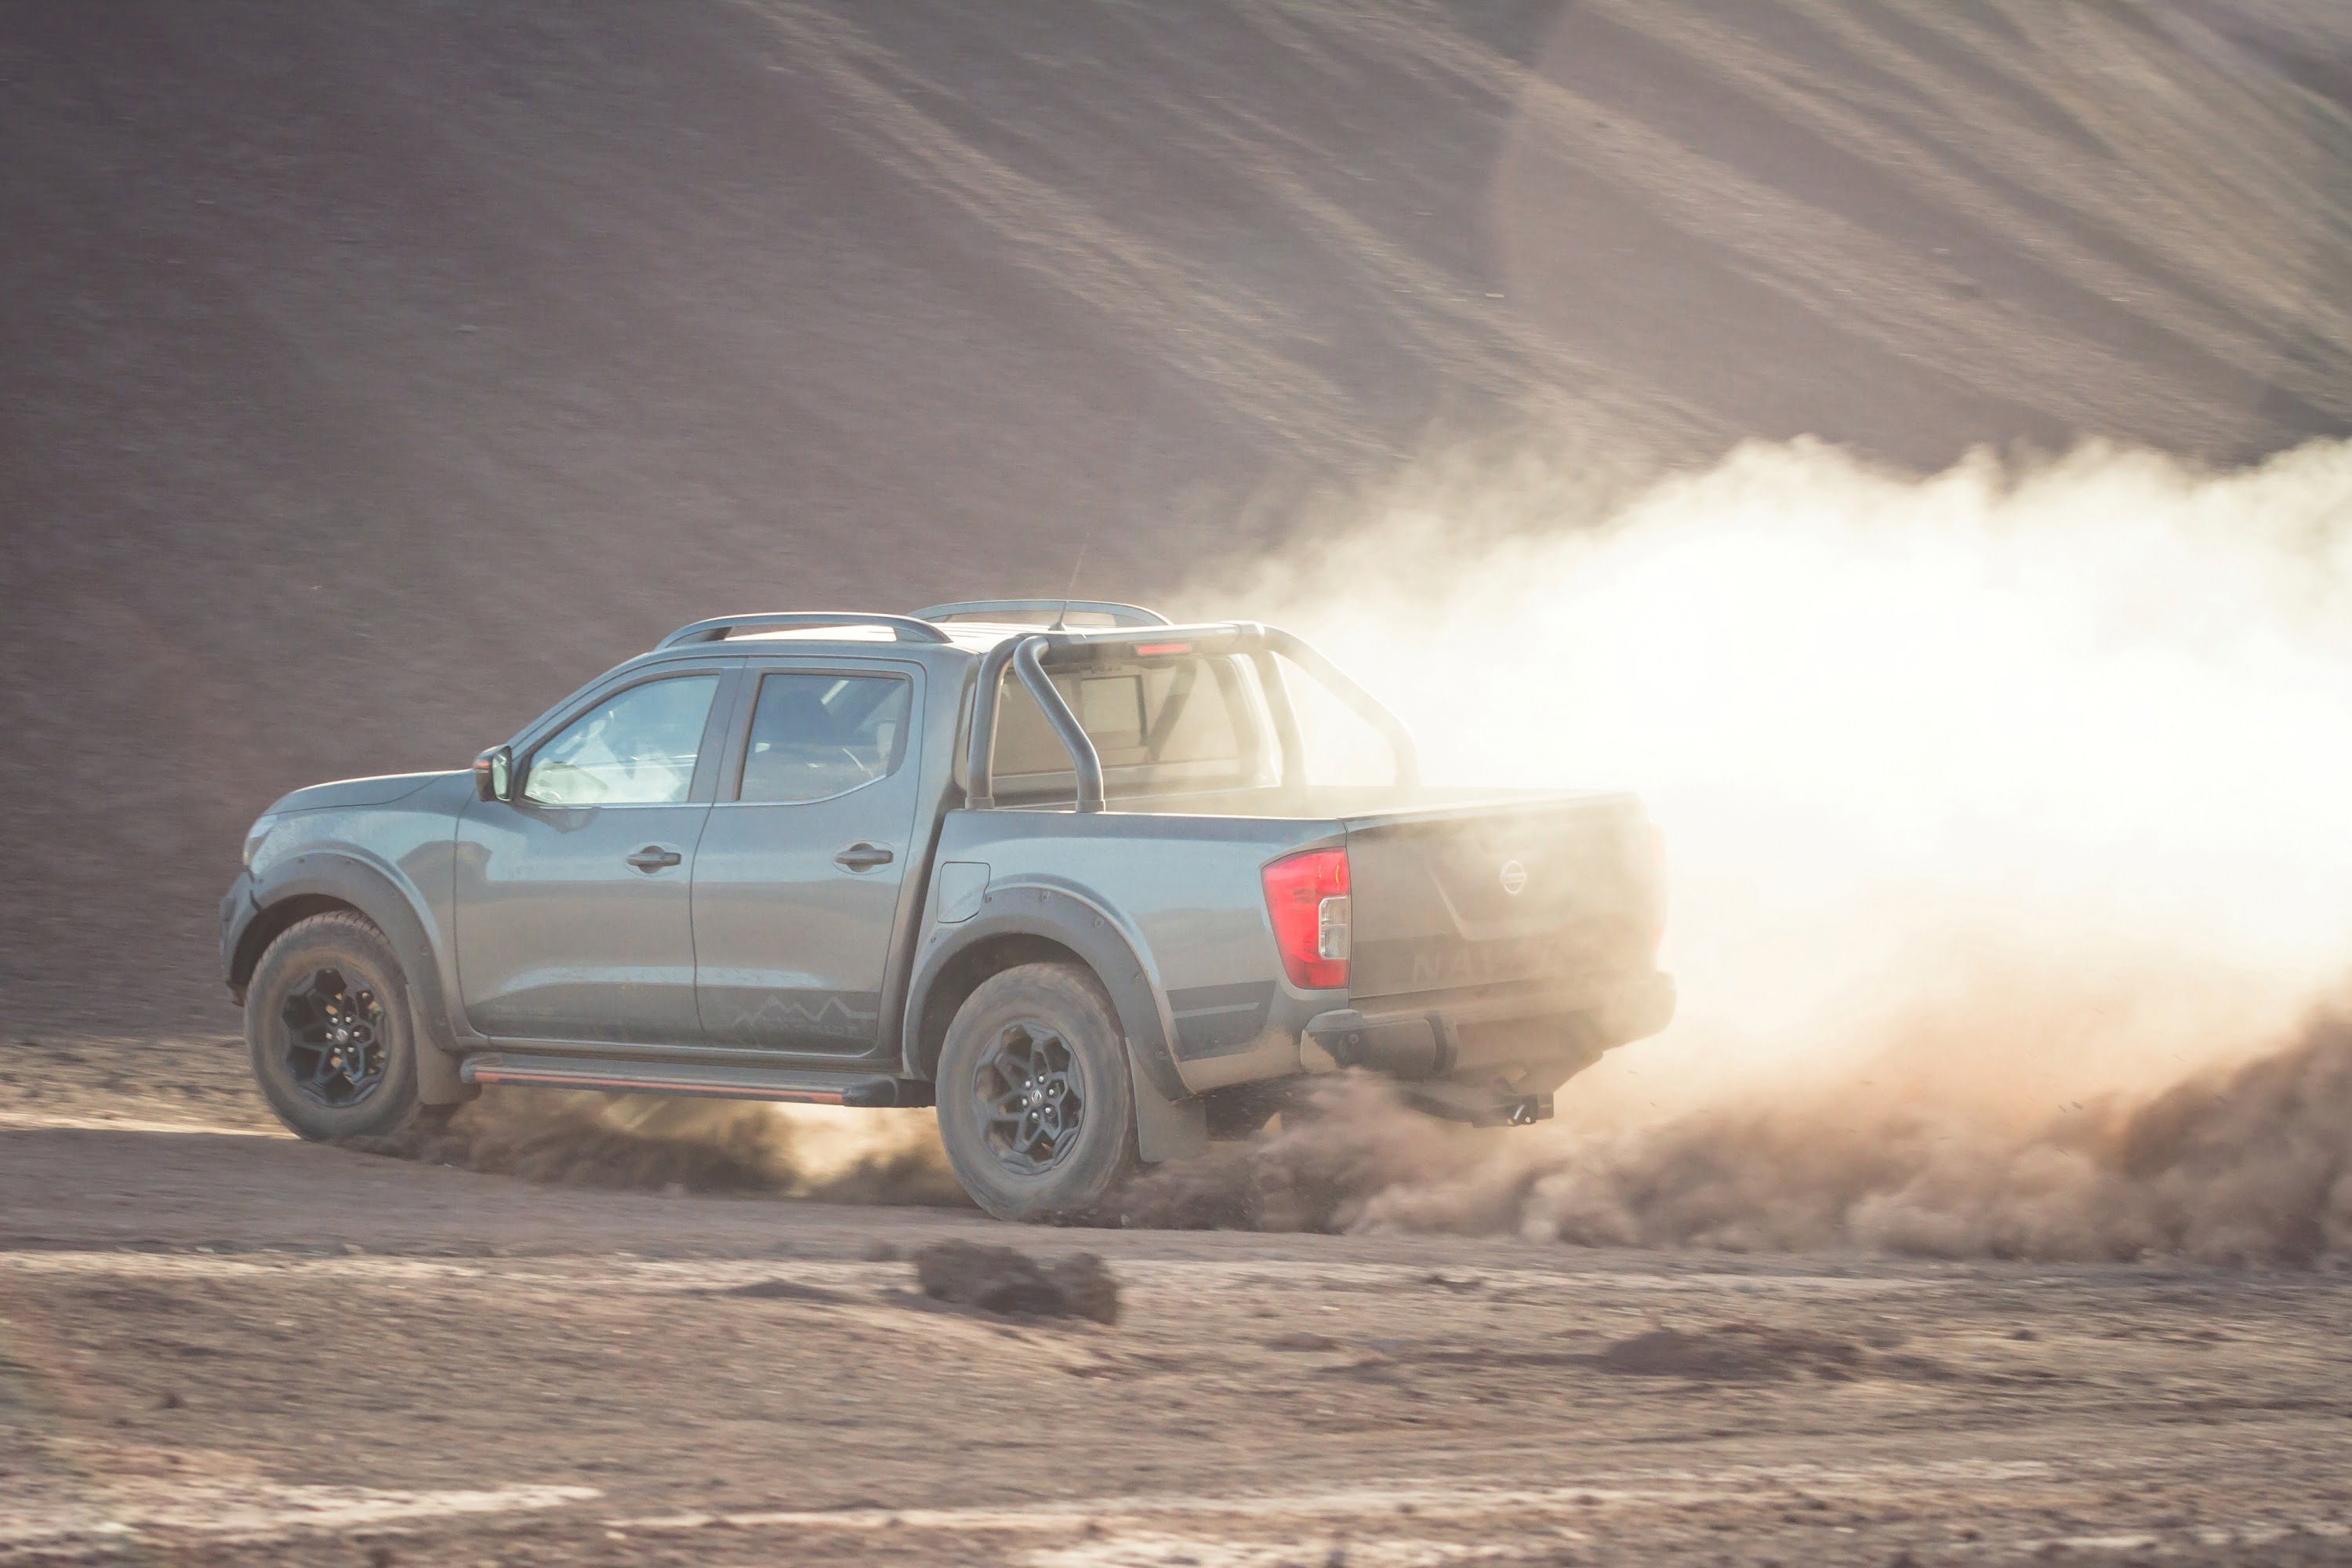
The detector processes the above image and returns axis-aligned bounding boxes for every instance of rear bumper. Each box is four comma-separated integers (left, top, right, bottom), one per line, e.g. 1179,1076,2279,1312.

1302,970,1676,1079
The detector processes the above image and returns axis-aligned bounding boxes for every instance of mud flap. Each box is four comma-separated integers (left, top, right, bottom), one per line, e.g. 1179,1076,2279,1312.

408,984,478,1107
1125,1039,1206,1163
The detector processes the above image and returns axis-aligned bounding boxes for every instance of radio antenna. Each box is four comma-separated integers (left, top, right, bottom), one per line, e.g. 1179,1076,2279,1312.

1048,540,1090,631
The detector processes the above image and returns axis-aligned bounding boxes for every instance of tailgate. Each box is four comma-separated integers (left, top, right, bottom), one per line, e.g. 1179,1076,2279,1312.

1343,794,1661,1006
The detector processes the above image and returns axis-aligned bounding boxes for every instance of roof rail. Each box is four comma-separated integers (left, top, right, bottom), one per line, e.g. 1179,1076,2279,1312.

914,599,1170,628
656,613,952,649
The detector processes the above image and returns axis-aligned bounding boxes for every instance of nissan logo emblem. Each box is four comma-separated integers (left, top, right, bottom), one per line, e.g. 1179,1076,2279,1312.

1498,859,1528,896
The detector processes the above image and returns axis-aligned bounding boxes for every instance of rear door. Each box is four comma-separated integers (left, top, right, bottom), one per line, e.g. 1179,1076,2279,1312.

1343,795,1661,1007
455,661,739,1042
690,656,926,1055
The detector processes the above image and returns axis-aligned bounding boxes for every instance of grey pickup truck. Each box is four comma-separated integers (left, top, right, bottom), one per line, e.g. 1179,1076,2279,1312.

222,601,1674,1218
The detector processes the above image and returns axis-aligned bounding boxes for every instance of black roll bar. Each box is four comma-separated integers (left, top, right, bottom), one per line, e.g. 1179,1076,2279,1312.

1249,649,1307,787
965,637,1018,811
964,622,1418,812
1015,636,1105,811
1249,624,1421,789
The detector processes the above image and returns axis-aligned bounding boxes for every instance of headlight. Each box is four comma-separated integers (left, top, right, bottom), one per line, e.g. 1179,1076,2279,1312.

243,817,277,869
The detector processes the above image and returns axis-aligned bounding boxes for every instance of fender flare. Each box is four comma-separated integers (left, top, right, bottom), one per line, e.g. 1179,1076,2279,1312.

244,852,470,1105
900,885,1207,1163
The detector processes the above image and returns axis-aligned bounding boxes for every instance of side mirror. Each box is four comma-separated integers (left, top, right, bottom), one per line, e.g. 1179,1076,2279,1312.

473,745,516,803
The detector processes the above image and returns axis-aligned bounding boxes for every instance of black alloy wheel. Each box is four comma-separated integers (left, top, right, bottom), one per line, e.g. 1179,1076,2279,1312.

934,961,1138,1221
245,911,428,1141
974,1021,1086,1175
278,967,389,1108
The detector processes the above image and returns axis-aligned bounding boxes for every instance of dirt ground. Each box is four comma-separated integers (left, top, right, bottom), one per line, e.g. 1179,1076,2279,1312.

9,5,2352,1563
5,1037,2350,1566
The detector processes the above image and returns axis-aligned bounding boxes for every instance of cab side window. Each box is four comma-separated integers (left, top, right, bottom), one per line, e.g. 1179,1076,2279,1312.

522,674,719,807
738,673,911,804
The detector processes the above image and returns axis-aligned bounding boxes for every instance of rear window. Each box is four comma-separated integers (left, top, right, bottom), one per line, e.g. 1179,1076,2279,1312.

737,672,910,804
991,655,1270,800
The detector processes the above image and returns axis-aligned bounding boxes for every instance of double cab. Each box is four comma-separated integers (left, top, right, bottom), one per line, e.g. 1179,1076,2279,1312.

222,601,1674,1218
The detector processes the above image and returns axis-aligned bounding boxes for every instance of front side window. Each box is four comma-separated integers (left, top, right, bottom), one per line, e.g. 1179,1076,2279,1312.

738,672,912,804
523,673,720,807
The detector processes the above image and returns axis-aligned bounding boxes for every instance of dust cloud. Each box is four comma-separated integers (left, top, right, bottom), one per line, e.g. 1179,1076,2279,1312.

1123,1016,2352,1264
354,1091,971,1207
366,438,2352,1259
1110,1075,1482,1233
1381,1009,2352,1263
1169,436,2352,1261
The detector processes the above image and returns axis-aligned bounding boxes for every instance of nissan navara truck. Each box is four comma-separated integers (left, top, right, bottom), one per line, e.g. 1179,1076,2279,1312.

221,601,1674,1219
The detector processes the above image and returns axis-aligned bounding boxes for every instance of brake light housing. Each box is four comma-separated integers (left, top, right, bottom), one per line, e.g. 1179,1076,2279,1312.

1261,848,1350,990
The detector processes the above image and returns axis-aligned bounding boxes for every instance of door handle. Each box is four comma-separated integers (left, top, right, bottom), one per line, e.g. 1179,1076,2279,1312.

626,845,684,873
833,842,895,872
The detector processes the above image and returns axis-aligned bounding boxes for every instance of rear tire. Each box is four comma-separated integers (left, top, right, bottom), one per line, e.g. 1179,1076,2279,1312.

935,962,1138,1221
246,912,426,1141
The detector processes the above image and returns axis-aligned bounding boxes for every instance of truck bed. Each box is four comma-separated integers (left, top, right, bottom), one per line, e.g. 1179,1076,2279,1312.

985,781,1664,1036
1026,782,1609,821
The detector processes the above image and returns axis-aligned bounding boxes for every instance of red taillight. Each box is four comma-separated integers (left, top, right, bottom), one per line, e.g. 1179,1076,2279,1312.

1262,848,1350,990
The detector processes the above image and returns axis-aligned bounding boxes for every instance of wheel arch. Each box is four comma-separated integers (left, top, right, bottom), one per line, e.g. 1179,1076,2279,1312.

903,930,1093,1084
229,893,361,997
900,889,1207,1163
235,854,470,1105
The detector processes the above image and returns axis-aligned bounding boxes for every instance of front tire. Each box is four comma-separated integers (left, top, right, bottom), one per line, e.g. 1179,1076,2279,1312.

246,911,426,1141
935,962,1138,1221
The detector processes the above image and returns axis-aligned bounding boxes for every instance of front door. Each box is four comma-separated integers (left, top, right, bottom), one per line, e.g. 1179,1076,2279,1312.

455,664,735,1043
691,659,925,1054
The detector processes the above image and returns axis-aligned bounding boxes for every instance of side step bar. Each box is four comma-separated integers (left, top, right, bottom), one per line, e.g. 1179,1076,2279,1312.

459,1052,916,1109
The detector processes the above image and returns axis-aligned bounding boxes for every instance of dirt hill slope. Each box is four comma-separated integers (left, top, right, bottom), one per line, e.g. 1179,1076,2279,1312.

3,0,2348,1030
